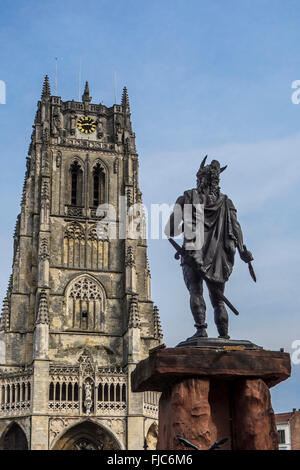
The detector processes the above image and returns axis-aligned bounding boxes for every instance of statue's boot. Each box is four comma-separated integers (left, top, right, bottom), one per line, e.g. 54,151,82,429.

186,327,208,341
218,330,230,340
191,327,208,338
192,314,208,338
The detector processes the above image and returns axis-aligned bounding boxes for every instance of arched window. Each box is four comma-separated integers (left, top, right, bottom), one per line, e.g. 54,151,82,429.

49,382,54,401
63,222,85,268
62,383,66,401
116,384,120,402
55,382,60,401
67,383,72,401
74,383,79,402
16,384,20,403
93,163,105,207
122,383,126,402
87,225,109,270
104,383,109,402
70,161,83,206
67,275,106,331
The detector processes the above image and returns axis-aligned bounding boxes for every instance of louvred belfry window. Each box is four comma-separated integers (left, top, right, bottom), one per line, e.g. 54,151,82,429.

70,161,83,206
93,163,105,207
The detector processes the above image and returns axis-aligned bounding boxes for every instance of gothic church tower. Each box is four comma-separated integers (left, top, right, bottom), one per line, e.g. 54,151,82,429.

0,77,162,450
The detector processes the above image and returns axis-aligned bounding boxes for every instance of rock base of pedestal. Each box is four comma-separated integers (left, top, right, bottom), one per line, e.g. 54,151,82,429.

131,346,291,450
157,376,278,450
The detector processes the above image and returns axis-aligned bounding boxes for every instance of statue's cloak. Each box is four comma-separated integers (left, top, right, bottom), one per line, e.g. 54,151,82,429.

182,189,238,283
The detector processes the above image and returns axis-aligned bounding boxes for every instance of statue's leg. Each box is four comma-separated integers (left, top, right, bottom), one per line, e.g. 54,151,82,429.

206,280,229,339
182,262,207,337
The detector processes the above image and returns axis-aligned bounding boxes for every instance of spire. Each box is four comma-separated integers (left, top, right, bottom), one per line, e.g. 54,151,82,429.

41,75,51,100
36,290,49,325
128,295,140,329
121,86,130,111
82,81,92,102
153,305,163,340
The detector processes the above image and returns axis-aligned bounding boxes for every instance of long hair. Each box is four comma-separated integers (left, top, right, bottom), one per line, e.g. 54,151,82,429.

196,163,221,203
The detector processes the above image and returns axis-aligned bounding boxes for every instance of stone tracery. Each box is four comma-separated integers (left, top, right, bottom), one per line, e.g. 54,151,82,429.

67,276,105,331
63,222,108,270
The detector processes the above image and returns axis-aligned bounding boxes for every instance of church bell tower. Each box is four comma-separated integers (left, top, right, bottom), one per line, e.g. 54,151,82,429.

0,76,162,450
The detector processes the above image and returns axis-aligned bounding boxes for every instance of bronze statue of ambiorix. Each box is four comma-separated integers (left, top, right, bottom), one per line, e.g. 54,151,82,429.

165,156,255,340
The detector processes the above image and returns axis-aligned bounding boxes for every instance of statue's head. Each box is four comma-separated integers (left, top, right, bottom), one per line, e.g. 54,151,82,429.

196,156,227,195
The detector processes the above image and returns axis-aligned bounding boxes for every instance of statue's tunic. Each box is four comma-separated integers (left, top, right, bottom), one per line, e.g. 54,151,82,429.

181,189,241,284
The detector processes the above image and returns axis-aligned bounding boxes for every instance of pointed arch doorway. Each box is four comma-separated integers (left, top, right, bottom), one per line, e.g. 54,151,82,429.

51,420,121,450
0,422,28,450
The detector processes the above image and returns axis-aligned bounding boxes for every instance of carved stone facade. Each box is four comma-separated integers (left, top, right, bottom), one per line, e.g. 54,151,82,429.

0,77,162,450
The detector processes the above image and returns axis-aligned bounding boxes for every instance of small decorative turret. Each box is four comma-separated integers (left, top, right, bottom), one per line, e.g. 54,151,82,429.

20,175,27,208
6,274,13,298
153,305,163,341
36,290,49,325
82,81,92,103
41,75,51,100
128,295,140,329
121,86,130,112
126,294,142,364
13,216,20,239
0,298,7,361
125,246,135,267
33,290,49,360
0,297,9,331
126,188,133,207
145,256,151,277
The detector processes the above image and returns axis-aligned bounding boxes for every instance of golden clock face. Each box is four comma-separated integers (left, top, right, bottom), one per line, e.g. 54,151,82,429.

77,116,96,134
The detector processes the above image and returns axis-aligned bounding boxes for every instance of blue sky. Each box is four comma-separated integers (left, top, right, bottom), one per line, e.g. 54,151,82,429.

1,0,300,413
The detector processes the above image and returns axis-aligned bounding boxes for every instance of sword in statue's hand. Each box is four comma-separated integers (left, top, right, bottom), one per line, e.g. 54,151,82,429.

167,237,240,316
168,237,183,260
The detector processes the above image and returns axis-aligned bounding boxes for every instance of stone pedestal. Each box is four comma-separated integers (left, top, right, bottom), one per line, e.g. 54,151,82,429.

131,344,291,450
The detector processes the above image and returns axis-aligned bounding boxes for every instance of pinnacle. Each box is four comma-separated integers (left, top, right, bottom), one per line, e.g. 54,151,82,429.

1,297,10,330
82,81,92,102
145,256,151,277
128,295,140,329
126,246,135,267
41,75,51,99
121,86,130,111
6,274,13,297
153,305,163,340
36,290,49,325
